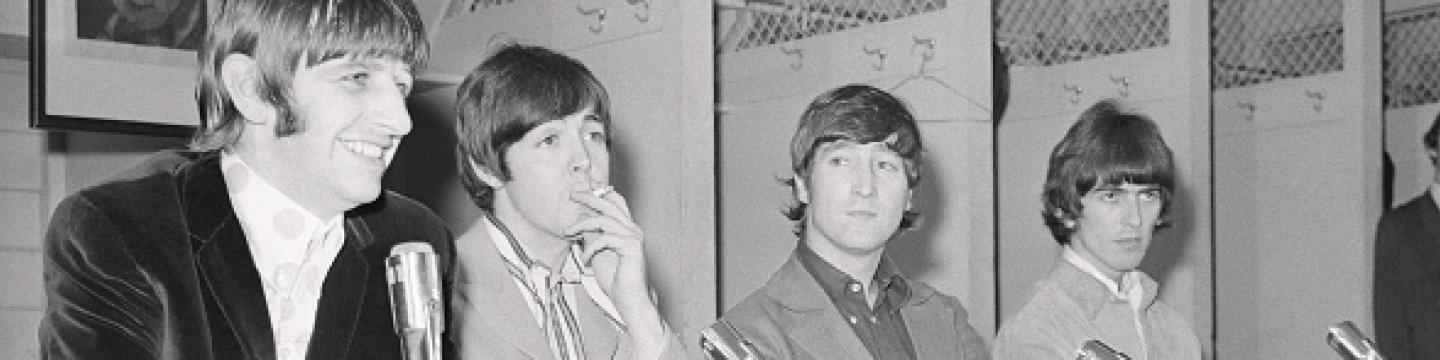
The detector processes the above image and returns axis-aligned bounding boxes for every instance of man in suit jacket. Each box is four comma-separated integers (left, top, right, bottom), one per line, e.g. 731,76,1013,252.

992,101,1200,360
713,84,990,360
448,44,680,359
1375,114,1440,360
38,0,451,358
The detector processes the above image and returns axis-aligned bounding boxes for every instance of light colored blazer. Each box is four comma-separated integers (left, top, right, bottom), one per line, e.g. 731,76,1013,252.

992,256,1200,360
717,251,991,360
448,221,681,359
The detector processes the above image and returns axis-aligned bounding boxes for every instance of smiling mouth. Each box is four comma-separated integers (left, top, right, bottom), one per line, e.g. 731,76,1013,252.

340,140,387,159
845,210,878,218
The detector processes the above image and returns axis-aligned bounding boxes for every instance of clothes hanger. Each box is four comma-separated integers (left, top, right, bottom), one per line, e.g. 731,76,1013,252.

888,36,993,115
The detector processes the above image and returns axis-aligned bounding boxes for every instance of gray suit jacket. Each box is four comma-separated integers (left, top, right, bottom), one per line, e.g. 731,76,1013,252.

717,250,990,360
448,218,683,359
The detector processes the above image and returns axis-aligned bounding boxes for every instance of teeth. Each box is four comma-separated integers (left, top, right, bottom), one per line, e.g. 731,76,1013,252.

341,140,384,159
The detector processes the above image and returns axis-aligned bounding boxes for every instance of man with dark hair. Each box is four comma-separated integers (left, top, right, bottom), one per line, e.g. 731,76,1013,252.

448,43,680,360
993,100,1200,359
39,0,451,358
713,84,990,359
1374,113,1440,360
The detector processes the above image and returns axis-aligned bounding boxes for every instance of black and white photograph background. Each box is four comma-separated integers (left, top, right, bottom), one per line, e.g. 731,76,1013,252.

31,0,207,136
74,0,205,50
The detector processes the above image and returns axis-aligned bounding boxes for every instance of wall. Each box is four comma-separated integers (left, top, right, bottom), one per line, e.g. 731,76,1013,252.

1385,103,1440,207
0,56,187,358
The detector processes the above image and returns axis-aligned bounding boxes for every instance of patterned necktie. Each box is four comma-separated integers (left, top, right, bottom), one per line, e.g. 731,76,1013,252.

534,266,586,360
487,211,589,360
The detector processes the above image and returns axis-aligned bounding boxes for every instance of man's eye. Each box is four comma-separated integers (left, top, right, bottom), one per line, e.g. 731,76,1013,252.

1098,192,1118,202
877,160,900,172
587,131,606,142
342,72,370,84
827,157,849,166
1139,190,1160,201
538,134,559,146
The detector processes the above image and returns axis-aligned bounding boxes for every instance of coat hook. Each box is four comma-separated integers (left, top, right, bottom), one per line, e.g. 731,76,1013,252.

1062,83,1083,105
626,0,650,22
862,46,886,71
1304,90,1325,112
1110,75,1131,98
780,46,804,71
577,2,606,34
1237,101,1257,121
912,36,936,62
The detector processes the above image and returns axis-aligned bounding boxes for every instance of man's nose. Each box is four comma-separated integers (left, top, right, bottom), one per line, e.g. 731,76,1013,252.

371,84,412,136
570,137,594,175
1121,197,1142,227
852,166,876,198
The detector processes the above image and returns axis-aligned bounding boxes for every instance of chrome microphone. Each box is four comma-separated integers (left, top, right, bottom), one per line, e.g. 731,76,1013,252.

700,319,762,360
1327,321,1385,360
1075,340,1129,360
387,242,444,360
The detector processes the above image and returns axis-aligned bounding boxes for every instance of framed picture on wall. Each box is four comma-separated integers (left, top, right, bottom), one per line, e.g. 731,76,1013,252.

30,0,208,137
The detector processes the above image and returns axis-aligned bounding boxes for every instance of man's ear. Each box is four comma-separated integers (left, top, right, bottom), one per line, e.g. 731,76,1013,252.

1055,209,1076,228
467,156,504,189
793,173,809,204
220,53,273,126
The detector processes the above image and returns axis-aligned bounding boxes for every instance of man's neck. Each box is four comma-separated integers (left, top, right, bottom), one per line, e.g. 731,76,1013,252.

490,196,569,270
802,234,884,295
230,146,344,220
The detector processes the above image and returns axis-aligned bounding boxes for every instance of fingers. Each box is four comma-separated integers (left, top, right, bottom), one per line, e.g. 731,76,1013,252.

571,186,634,220
565,216,644,266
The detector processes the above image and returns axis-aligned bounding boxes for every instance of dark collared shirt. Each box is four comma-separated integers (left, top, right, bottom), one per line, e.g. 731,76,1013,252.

797,242,916,360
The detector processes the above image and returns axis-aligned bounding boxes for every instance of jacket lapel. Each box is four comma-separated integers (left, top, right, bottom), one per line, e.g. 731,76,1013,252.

304,218,372,358
767,255,872,360
185,154,275,359
454,223,552,359
901,286,954,360
1415,193,1440,280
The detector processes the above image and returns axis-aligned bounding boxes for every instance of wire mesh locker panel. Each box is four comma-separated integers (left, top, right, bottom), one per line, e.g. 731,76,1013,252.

994,0,1169,68
1212,0,1343,90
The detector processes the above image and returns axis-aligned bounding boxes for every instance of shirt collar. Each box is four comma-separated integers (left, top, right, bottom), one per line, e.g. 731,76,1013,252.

1429,183,1440,211
221,152,343,269
1058,246,1157,318
796,241,912,311
480,211,627,327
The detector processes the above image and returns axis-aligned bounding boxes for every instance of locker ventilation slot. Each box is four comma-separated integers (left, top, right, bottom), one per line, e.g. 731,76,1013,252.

718,0,949,53
1385,4,1440,109
1212,0,1344,90
995,0,1169,67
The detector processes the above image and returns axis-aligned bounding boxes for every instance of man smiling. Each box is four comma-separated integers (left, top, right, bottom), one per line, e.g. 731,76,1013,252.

39,0,452,358
712,84,990,360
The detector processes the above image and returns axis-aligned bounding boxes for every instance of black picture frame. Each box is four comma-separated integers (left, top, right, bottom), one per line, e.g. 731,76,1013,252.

29,0,207,137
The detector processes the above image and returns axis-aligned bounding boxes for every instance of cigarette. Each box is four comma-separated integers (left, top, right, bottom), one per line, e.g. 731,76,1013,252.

590,185,614,197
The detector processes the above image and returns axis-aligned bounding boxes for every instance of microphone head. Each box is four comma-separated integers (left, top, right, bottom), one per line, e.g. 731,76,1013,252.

1326,321,1378,360
1075,340,1128,360
386,242,443,334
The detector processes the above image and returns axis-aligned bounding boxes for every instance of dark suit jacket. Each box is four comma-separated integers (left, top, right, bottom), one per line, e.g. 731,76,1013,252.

38,151,454,359
718,250,991,360
1374,190,1440,360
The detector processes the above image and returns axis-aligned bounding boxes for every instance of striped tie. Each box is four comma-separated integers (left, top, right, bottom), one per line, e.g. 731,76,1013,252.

530,266,586,360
